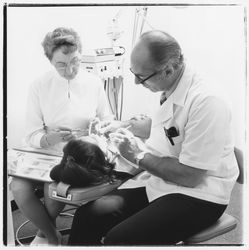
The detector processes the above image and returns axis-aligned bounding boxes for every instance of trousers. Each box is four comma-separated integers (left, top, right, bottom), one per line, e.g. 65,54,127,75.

68,187,227,246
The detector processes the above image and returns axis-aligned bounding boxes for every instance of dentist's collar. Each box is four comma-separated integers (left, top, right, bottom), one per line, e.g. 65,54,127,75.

164,63,186,99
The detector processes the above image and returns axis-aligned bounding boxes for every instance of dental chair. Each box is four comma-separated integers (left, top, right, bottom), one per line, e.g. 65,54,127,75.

48,179,124,205
182,147,244,245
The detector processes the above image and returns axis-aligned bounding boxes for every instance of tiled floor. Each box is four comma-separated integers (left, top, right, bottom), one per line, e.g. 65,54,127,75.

10,183,244,246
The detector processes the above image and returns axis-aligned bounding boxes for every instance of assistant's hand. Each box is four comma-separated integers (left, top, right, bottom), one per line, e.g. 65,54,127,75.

89,117,101,135
109,128,144,164
41,129,75,148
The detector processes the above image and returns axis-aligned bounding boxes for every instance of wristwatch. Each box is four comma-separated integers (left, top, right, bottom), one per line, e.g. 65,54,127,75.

135,151,149,166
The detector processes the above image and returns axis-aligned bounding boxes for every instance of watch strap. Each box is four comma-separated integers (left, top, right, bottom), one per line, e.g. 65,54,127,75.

135,151,148,166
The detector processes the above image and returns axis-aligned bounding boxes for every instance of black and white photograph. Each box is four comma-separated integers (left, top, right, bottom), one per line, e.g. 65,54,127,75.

3,0,248,247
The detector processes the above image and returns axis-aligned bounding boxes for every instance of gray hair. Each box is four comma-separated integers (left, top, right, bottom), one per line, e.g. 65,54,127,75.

42,27,82,61
140,30,184,70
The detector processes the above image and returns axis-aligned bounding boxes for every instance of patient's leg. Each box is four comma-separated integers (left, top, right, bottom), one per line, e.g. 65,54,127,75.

40,183,65,239
10,177,59,245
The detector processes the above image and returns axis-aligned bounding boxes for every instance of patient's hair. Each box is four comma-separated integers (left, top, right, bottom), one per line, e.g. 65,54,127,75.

50,139,130,187
50,139,116,187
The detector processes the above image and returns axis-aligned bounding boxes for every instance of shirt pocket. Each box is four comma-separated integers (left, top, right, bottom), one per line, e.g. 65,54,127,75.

168,133,184,157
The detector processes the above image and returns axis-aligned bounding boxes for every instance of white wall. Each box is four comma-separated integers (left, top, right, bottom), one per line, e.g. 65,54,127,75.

142,6,246,148
7,5,246,149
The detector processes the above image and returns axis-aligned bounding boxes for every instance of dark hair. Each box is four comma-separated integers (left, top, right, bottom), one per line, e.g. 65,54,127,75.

42,27,82,61
50,139,117,187
140,30,184,70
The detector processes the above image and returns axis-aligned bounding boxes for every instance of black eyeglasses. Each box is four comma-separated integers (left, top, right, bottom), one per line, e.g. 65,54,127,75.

129,68,159,84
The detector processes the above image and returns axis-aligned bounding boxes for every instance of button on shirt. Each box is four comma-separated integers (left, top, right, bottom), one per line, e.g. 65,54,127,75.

24,69,112,152
121,65,239,205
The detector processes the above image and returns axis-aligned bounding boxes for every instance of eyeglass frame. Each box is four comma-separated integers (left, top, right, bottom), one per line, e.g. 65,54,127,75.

54,57,82,71
129,67,165,84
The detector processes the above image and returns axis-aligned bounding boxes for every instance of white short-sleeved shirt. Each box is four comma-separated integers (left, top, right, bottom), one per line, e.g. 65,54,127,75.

24,69,112,152
121,65,239,205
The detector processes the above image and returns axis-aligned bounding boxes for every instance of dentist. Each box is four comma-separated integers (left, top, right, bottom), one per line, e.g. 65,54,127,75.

68,30,239,245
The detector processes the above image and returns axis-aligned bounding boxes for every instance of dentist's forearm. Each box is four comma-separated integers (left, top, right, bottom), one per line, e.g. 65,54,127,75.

139,153,206,188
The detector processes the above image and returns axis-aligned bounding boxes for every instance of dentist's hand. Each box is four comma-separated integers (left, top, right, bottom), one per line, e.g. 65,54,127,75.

129,114,152,139
109,128,144,164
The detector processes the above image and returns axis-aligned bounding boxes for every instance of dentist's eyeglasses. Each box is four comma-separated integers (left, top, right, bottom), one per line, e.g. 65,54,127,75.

129,68,159,84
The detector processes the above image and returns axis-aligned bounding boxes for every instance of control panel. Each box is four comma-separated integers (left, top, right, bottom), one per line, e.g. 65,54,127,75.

81,48,123,79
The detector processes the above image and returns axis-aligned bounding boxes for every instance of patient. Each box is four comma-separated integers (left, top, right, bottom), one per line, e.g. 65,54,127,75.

50,137,133,187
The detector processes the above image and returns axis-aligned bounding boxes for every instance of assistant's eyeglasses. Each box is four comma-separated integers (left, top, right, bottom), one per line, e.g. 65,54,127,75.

55,57,81,71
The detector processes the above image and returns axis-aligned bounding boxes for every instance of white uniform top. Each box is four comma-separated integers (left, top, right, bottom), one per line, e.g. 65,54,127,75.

121,65,239,205
24,69,112,151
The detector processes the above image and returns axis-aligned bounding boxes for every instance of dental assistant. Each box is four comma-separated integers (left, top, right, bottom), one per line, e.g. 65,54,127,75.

10,27,112,246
